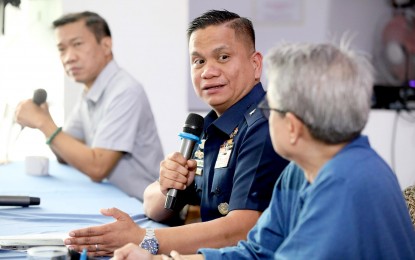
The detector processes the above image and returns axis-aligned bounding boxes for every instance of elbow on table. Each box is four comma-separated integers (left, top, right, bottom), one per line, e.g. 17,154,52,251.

143,202,160,220
144,202,174,222
90,176,104,182
84,166,110,183
56,156,67,165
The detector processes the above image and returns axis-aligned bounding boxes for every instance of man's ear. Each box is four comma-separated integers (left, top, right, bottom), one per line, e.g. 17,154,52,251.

251,51,263,80
101,36,112,56
285,112,303,145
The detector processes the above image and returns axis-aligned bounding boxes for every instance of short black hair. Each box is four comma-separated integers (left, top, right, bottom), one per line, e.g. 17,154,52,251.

187,9,256,51
52,11,111,43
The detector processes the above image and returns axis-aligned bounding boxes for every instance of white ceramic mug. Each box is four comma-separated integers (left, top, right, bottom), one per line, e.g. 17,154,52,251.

25,156,49,176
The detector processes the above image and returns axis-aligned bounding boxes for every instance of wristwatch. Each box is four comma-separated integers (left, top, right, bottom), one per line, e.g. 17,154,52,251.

139,228,159,255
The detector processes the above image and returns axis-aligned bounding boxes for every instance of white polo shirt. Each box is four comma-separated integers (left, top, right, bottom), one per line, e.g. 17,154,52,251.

64,60,164,200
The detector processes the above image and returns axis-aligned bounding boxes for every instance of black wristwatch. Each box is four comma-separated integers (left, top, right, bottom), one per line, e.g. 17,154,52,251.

139,228,159,255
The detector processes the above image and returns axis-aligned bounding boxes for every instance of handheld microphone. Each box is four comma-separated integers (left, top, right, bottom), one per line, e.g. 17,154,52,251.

164,113,204,210
33,88,47,106
0,196,40,207
19,88,47,131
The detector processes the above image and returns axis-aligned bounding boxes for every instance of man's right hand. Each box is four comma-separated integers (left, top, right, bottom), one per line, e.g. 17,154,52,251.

64,207,143,257
158,152,197,195
15,99,52,130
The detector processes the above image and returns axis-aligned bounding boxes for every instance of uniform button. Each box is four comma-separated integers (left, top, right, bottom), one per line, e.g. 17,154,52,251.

214,187,221,195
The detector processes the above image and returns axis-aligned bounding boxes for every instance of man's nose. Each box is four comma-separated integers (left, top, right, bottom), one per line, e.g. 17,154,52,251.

201,62,220,79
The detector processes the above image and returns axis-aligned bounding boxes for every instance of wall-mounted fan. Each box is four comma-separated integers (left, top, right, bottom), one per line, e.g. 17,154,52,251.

372,0,415,109
376,0,415,87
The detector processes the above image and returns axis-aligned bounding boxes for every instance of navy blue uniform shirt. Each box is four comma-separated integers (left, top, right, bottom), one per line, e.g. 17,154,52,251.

178,83,288,221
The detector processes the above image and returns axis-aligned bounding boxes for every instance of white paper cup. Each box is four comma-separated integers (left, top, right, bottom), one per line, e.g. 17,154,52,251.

25,156,49,176
27,246,67,259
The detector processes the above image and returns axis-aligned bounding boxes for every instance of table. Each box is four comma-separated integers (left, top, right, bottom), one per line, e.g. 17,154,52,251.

0,160,166,259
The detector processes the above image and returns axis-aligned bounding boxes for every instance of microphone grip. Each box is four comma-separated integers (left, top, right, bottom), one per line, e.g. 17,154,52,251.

0,196,40,207
165,189,178,210
164,138,197,210
179,138,197,160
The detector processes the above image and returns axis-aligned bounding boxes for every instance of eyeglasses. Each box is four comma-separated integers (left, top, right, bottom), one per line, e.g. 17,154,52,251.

257,98,286,120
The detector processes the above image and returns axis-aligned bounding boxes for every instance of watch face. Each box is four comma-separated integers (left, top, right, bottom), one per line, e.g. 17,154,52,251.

140,238,159,255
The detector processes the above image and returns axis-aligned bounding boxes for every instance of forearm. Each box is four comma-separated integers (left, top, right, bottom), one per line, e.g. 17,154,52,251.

49,133,97,178
143,182,176,221
156,253,203,260
49,145,67,164
43,125,121,181
155,210,260,255
39,122,71,166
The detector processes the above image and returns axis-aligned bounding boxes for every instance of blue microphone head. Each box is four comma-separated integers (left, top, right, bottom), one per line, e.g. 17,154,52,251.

183,113,204,137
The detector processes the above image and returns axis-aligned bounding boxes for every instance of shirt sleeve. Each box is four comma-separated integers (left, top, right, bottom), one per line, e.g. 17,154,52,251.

63,99,85,141
92,82,146,153
228,117,288,212
274,175,358,259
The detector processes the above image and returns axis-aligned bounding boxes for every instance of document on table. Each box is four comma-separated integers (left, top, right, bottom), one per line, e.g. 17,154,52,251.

0,232,67,250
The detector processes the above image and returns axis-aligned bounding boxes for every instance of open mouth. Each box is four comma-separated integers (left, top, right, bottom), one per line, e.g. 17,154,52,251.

203,84,225,91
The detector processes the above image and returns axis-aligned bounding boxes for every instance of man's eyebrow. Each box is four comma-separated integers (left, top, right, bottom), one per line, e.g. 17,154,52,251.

212,46,229,55
56,37,82,47
190,50,201,57
190,45,230,57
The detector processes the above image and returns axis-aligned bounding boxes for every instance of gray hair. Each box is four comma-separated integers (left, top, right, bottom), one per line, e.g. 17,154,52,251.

265,41,374,144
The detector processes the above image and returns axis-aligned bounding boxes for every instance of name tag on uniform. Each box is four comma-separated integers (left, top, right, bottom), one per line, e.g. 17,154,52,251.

214,140,233,168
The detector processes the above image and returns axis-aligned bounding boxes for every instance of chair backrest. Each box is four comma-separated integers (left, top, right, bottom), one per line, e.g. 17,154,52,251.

403,185,415,228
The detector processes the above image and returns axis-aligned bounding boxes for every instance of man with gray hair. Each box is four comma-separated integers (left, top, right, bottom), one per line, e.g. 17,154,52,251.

113,41,415,259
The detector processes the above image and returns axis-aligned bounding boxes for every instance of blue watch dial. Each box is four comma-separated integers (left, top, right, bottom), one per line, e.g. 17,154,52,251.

140,237,159,255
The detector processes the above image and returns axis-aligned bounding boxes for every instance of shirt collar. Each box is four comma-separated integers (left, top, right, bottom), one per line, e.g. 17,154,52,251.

330,135,369,159
304,135,369,186
83,60,119,103
204,82,265,137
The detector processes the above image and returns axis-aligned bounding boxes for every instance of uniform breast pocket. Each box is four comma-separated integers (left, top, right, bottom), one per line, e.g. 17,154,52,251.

210,167,235,200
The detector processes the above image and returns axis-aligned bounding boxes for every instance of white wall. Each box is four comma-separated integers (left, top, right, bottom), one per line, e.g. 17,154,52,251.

0,0,63,160
363,110,415,188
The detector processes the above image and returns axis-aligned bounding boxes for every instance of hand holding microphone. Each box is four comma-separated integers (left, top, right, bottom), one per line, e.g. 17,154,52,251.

32,88,48,106
163,113,204,210
15,88,48,129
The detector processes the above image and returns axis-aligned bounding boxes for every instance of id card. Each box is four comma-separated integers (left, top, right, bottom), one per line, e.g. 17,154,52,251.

214,127,238,168
214,139,233,168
